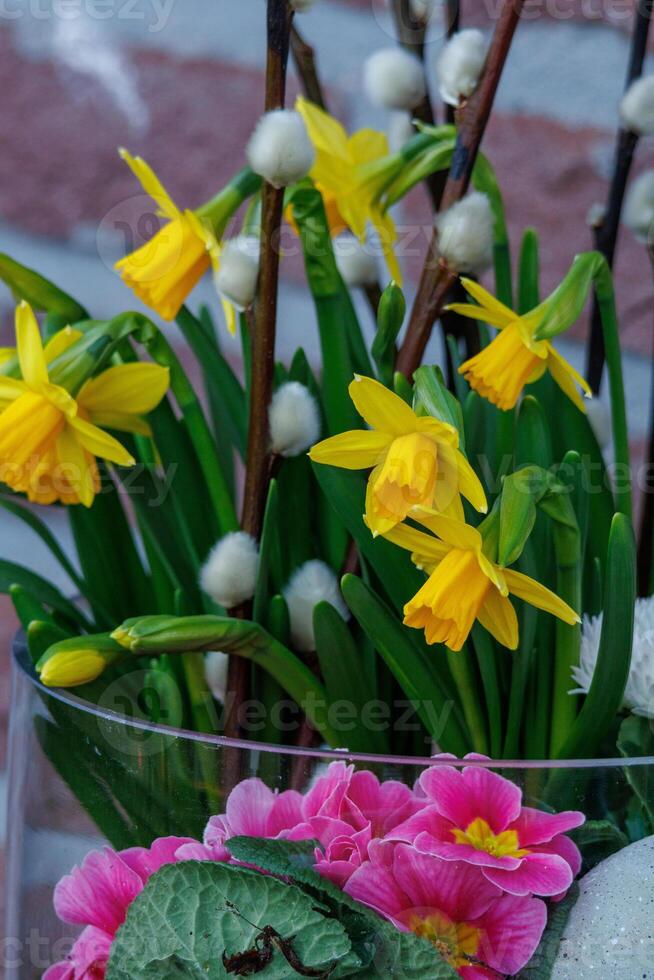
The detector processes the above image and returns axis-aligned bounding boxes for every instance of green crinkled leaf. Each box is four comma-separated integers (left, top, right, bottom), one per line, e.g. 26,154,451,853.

106,861,354,980
571,819,630,872
513,884,579,979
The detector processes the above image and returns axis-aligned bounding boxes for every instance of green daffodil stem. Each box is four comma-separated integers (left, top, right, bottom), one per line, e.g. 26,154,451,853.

447,646,489,756
226,0,294,742
396,0,525,379
549,504,582,757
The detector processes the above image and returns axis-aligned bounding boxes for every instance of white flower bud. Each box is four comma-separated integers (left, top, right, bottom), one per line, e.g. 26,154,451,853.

214,237,260,310
623,170,654,243
437,29,488,107
283,560,349,652
290,0,316,9
204,651,229,703
200,531,259,609
620,75,654,135
436,191,494,274
246,109,315,188
387,111,416,152
572,598,654,719
410,0,437,22
269,381,321,457
363,47,427,111
334,233,380,288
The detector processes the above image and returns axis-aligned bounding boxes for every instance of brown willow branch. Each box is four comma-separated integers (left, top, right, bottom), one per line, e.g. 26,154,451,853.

290,23,328,110
396,0,525,380
586,0,654,393
445,0,461,125
225,0,293,743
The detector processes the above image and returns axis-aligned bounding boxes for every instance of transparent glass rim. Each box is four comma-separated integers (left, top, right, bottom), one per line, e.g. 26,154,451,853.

14,632,654,771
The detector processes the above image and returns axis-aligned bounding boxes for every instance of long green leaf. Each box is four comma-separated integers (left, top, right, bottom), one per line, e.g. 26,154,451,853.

0,253,87,320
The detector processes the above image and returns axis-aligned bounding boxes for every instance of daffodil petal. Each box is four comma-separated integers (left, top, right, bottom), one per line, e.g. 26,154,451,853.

0,376,28,404
415,417,459,445
348,128,391,167
295,96,349,158
478,588,519,650
371,209,403,287
446,303,512,330
119,148,180,221
56,427,95,508
548,345,592,401
16,302,48,389
88,411,152,437
221,297,238,337
503,568,581,625
79,363,169,416
309,429,392,469
459,278,515,326
379,519,450,562
454,450,488,513
43,327,84,364
410,508,483,553
0,347,16,366
348,375,417,436
67,416,135,467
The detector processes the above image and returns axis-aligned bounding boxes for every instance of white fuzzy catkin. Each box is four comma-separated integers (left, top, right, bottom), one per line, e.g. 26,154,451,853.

204,651,229,704
623,170,654,243
214,237,260,310
410,0,437,21
200,532,259,609
283,560,349,652
363,48,427,111
571,598,654,719
387,111,416,153
269,381,321,457
334,233,380,288
246,110,315,188
437,29,488,107
436,191,494,274
620,75,654,135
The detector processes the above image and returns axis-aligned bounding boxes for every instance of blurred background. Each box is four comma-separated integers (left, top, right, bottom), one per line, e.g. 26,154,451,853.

1,0,654,935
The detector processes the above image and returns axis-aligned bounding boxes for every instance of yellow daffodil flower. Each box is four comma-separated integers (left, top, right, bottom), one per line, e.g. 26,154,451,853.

384,508,579,652
295,96,403,284
451,278,592,412
0,303,169,507
309,375,487,535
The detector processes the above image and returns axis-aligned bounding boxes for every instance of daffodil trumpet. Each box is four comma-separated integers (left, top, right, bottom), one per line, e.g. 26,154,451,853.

383,508,580,652
0,302,169,507
309,375,487,535
116,150,260,323
451,278,592,412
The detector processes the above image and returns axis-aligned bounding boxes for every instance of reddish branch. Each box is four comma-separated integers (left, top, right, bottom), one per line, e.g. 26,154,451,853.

225,0,293,743
396,0,525,380
290,24,328,111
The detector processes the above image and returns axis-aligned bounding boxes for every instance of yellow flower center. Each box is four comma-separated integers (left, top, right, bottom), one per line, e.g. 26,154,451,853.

452,817,529,859
460,323,546,411
372,432,439,523
404,548,490,651
407,911,481,969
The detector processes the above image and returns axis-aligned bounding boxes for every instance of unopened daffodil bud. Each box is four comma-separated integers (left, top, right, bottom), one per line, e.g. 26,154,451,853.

623,170,654,243
214,236,260,310
436,192,494,274
200,531,259,609
269,381,321,457
363,48,427,111
334,233,380,289
437,29,488,107
621,75,654,135
246,110,315,189
36,634,124,688
283,560,349,652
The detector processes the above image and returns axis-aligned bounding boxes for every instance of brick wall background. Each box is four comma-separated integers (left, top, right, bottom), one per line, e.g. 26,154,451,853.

2,0,654,966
